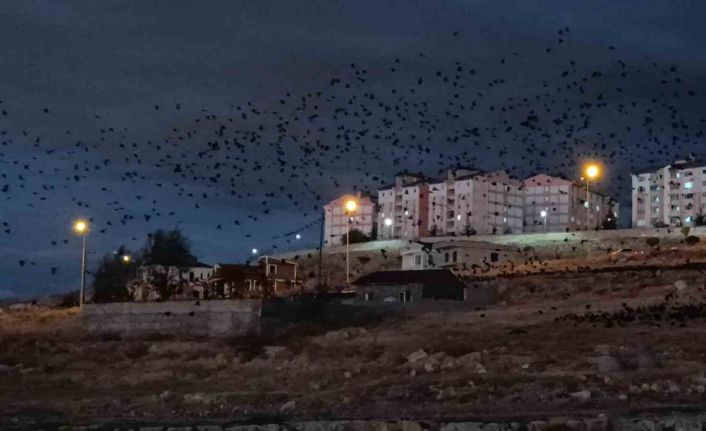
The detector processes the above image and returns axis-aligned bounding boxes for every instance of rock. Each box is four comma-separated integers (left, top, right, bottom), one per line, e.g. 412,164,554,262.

423,362,435,373
159,390,173,401
455,352,482,365
596,354,621,374
636,347,659,369
214,353,228,367
148,344,160,354
407,349,428,363
474,363,487,374
183,393,211,404
280,400,296,413
570,390,591,401
674,280,687,291
263,345,291,360
344,371,352,378
618,394,628,401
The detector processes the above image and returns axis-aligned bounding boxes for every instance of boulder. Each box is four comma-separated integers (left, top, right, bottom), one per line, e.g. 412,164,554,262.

263,345,291,360
407,349,428,363
570,390,591,401
596,354,621,374
280,400,296,413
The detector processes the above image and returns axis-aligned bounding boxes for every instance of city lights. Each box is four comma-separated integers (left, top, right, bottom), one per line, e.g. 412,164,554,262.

122,255,131,263
384,217,393,227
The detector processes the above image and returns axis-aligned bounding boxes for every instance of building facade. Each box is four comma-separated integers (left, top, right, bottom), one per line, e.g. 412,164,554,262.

632,160,706,228
428,169,524,236
400,240,517,271
323,193,376,246
377,173,430,240
524,174,616,232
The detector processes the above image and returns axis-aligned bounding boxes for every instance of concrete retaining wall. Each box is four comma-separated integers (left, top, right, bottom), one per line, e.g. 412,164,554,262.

83,300,262,337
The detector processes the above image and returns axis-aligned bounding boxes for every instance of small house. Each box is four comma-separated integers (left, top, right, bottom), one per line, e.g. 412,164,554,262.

352,269,466,303
401,240,517,271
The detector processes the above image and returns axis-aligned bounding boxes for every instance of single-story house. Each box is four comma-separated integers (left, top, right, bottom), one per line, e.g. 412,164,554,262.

400,240,517,271
352,269,466,303
211,256,299,298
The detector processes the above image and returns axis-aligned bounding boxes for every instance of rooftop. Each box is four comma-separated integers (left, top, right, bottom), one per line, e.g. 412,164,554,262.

352,269,466,289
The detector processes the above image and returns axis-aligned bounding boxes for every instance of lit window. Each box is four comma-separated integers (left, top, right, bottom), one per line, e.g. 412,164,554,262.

686,216,692,223
685,182,694,189
584,201,589,208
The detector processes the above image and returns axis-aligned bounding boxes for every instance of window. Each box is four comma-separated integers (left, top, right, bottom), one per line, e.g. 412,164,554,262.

452,251,458,262
269,264,277,275
364,292,373,301
685,182,694,189
399,290,411,303
490,252,499,262
414,255,422,266
445,252,449,263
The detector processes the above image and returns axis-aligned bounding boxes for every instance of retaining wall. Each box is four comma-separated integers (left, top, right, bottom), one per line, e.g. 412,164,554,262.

83,300,262,337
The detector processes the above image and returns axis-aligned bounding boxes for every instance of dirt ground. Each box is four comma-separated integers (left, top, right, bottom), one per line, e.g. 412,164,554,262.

2,259,706,428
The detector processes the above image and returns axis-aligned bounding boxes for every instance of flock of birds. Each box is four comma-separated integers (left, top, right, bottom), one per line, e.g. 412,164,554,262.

1,27,705,285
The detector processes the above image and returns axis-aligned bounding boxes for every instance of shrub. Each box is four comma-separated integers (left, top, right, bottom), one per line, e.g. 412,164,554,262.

685,235,700,246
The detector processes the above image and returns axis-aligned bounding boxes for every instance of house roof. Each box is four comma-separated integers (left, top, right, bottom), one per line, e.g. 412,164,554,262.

352,269,466,289
632,159,706,175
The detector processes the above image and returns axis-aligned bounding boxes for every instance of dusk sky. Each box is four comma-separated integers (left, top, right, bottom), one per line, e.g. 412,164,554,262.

1,0,705,299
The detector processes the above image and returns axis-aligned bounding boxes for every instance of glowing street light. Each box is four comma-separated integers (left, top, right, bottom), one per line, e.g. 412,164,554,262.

540,210,548,233
72,219,89,310
344,198,358,213
251,248,258,255
582,162,602,231
295,233,301,240
384,217,393,227
122,255,132,263
342,196,360,284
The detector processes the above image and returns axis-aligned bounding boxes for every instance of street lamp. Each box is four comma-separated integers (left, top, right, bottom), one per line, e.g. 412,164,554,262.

384,217,393,227
343,196,359,284
122,255,132,263
540,210,548,233
582,162,602,231
295,233,301,240
72,219,89,310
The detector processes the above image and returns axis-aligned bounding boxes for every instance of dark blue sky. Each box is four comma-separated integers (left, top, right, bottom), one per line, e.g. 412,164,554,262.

1,0,705,299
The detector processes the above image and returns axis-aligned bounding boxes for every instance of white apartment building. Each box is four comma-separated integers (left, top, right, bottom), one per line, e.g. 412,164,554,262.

524,174,617,232
632,160,706,228
428,168,524,236
323,193,376,246
377,173,430,240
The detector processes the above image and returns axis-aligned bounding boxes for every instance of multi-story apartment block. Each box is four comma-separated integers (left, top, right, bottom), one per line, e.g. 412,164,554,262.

632,160,706,228
323,193,376,246
524,174,617,232
428,168,524,236
377,173,430,240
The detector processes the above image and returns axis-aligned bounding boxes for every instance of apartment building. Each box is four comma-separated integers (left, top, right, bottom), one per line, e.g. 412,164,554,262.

323,193,376,246
377,173,430,240
524,174,617,232
632,160,706,228
428,168,524,236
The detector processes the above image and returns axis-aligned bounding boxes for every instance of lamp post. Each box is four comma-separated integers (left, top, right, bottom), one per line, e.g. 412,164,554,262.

540,210,548,233
582,163,601,231
73,219,89,310
343,197,359,284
